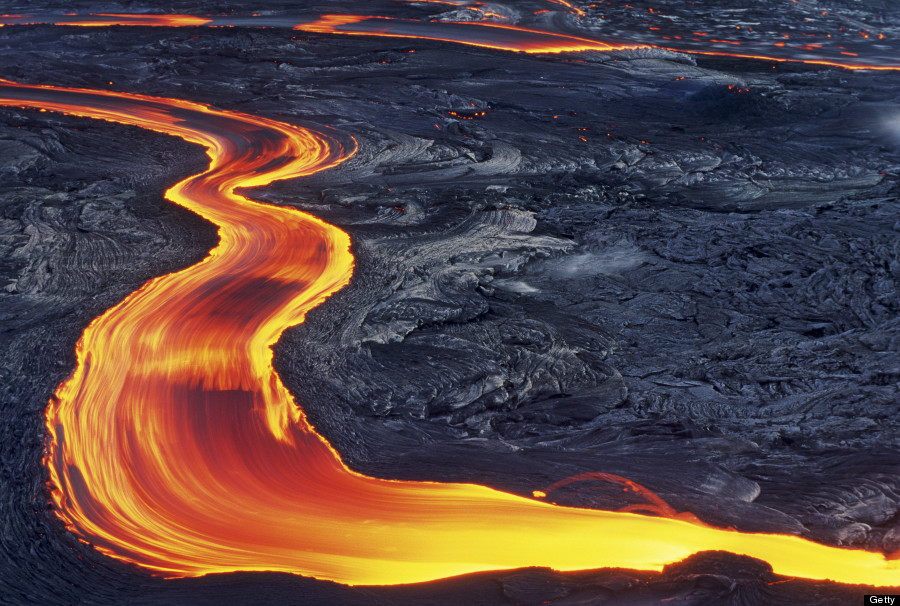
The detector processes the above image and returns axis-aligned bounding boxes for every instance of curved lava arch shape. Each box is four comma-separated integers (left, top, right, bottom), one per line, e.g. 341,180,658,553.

0,79,898,587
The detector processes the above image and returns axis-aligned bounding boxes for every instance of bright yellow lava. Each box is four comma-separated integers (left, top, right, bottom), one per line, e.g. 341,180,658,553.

0,76,898,588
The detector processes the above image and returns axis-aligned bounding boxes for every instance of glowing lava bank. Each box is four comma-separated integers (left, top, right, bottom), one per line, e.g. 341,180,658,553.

3,8,900,70
1,8,899,589
1,79,898,588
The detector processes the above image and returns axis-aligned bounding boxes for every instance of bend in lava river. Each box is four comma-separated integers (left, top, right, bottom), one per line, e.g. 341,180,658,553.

0,77,899,587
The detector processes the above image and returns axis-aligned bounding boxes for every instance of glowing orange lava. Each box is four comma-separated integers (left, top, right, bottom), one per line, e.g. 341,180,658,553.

60,14,212,27
3,11,899,70
546,0,586,18
293,15,636,53
0,13,211,27
672,48,900,71
2,78,899,588
292,15,900,69
4,4,900,587
293,14,370,34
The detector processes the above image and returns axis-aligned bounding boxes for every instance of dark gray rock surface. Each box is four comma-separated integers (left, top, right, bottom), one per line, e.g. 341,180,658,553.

1,0,898,604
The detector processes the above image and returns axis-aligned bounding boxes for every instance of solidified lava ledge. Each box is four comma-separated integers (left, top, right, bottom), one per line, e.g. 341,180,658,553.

1,1,899,604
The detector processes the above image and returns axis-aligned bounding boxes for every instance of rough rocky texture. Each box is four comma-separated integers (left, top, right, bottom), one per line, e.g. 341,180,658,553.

1,0,899,604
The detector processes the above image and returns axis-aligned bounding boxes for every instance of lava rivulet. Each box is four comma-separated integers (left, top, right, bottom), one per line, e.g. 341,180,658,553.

2,79,899,588
292,15,635,53
0,13,212,27
3,11,900,70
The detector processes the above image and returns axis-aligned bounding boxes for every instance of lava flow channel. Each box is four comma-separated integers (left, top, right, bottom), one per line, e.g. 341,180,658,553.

291,15,634,53
4,11,900,71
1,80,899,587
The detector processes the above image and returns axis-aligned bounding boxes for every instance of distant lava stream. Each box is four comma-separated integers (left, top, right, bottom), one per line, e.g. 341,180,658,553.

292,14,635,53
3,11,900,70
0,79,899,585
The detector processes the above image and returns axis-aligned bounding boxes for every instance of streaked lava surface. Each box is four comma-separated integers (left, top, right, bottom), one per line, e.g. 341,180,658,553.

3,3,900,70
0,77,898,587
1,0,899,591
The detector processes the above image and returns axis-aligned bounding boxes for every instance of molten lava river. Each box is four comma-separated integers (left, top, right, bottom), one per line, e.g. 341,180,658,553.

0,8,899,591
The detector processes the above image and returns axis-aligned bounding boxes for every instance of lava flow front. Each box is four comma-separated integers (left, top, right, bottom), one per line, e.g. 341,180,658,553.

1,79,898,588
